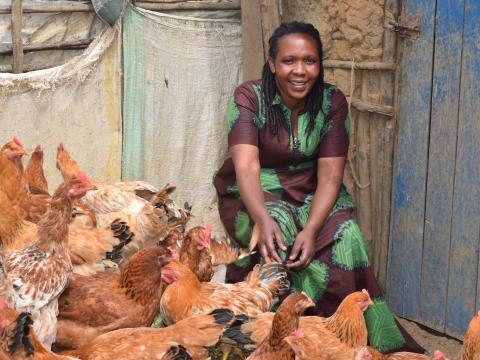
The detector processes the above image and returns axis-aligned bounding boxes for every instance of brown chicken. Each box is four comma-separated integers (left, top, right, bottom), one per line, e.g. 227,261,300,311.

60,309,235,360
25,145,49,195
0,301,76,360
227,289,374,354
459,310,480,360
0,188,124,276
246,292,315,360
159,260,289,325
285,328,373,360
1,138,50,223
2,175,90,349
55,246,172,349
170,224,251,282
179,225,214,282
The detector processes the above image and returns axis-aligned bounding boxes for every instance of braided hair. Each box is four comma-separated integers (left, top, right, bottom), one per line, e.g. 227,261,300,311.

261,21,325,136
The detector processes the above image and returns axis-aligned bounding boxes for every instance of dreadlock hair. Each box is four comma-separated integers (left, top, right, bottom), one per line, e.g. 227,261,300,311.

261,21,325,137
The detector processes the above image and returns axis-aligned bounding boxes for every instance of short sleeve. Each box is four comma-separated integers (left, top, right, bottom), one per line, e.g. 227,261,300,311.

318,89,349,157
227,82,260,148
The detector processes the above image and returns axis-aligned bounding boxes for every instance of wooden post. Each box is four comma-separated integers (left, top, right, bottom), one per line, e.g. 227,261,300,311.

259,0,281,60
240,0,264,81
11,0,23,73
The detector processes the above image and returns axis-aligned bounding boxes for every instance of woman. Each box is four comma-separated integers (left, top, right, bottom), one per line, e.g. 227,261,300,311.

214,21,423,353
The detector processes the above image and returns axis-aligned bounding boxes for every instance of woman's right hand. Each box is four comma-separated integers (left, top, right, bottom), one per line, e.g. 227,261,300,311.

257,217,287,263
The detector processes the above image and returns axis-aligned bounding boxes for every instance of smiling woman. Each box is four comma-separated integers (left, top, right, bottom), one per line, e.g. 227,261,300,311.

214,21,425,354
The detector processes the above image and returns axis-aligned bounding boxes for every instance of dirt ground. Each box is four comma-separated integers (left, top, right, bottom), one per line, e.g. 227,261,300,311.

397,318,463,358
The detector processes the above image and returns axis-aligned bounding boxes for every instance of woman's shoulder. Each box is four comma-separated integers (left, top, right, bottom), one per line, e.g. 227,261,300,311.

320,83,348,115
232,79,263,109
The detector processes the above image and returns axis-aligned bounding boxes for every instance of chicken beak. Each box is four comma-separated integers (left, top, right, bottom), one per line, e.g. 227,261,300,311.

21,150,28,156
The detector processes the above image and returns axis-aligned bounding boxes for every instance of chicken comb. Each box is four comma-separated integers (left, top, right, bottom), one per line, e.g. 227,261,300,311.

0,298,8,310
288,328,305,339
72,171,91,187
13,136,23,148
58,142,65,151
361,289,371,299
33,144,42,153
203,224,212,246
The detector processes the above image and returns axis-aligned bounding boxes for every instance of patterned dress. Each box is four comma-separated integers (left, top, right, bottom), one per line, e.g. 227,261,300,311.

214,80,424,353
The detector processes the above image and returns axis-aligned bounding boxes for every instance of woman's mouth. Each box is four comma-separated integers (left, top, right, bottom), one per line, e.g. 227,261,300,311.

289,80,308,91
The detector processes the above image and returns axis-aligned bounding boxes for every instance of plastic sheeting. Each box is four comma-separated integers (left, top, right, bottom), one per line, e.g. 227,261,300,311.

0,25,122,190
122,4,242,232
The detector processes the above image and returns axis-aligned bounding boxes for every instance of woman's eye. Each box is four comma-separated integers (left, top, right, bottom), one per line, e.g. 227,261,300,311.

283,59,294,65
305,59,316,65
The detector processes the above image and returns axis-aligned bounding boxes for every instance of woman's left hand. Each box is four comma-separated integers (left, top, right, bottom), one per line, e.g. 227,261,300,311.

286,228,316,270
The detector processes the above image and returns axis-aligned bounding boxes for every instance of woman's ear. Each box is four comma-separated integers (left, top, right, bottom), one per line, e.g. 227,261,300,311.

268,57,275,74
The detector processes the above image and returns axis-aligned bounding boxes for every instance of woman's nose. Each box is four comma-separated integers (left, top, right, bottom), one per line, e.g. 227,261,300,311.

293,61,306,74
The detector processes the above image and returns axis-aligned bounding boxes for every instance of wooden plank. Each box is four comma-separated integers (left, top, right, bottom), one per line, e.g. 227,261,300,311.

350,98,394,116
386,0,436,320
0,1,93,13
0,0,239,13
135,0,240,10
445,0,480,339
240,0,264,81
374,0,399,291
324,60,396,71
356,71,373,253
0,39,92,56
11,0,23,73
420,0,464,334
259,0,280,61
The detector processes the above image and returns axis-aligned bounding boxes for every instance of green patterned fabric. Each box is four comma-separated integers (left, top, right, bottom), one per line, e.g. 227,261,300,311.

332,219,370,270
226,97,241,134
227,168,283,198
290,260,329,302
233,210,253,248
364,298,406,352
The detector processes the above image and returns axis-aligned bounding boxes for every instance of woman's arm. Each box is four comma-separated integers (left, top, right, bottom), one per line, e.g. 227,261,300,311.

230,144,286,263
287,156,345,270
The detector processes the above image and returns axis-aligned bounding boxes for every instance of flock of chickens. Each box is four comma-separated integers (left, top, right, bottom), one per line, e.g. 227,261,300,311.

0,136,479,360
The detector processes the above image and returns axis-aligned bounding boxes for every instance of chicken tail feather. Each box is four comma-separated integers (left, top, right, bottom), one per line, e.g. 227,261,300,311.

221,314,256,354
106,219,134,262
258,262,289,297
161,345,193,360
209,308,235,325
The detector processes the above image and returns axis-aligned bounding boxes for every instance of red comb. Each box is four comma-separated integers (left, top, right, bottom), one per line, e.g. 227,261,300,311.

204,224,212,245
289,328,305,339
34,144,42,152
58,142,64,151
13,136,23,147
72,171,91,186
0,298,8,310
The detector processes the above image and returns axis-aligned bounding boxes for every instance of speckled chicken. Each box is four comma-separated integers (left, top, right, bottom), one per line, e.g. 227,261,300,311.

1,174,90,349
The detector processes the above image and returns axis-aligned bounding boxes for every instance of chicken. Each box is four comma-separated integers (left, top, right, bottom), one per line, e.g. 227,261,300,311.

0,301,76,360
245,292,315,360
0,188,124,276
285,328,373,360
176,225,251,282
179,225,214,282
159,260,289,325
2,174,90,349
459,310,480,360
368,348,449,360
226,289,374,354
55,246,172,349
1,138,50,224
60,309,235,360
25,145,49,195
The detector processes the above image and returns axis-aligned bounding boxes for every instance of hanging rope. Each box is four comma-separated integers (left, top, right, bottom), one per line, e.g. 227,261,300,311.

347,56,370,190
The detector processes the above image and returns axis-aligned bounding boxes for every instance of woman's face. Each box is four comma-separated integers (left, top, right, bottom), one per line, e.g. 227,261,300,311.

268,33,320,110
